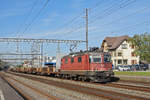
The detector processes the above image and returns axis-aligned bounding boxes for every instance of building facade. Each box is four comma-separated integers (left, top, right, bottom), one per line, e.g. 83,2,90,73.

101,35,139,67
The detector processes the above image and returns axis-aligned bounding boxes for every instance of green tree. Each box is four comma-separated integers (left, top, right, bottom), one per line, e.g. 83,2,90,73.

129,33,150,63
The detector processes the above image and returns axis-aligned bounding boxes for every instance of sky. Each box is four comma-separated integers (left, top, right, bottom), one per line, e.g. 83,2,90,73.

0,0,150,57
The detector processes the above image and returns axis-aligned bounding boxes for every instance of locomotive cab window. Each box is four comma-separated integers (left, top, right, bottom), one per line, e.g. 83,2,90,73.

78,57,82,63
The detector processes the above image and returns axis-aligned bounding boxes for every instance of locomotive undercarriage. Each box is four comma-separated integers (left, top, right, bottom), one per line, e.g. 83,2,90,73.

60,70,114,82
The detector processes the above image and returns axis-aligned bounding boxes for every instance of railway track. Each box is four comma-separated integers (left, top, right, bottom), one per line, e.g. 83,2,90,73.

0,74,30,100
6,71,150,100
118,80,150,86
0,72,60,100
92,82,150,93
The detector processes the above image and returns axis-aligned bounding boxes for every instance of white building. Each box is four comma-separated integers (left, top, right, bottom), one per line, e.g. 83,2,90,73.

101,35,139,67
44,56,56,63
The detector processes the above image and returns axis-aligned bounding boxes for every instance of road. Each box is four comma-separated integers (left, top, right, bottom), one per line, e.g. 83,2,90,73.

0,76,24,100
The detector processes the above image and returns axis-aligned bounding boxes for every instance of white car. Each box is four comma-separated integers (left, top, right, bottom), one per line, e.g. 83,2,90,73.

117,65,130,71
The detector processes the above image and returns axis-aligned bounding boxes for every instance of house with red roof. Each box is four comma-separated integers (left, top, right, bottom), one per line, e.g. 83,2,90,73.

101,35,139,67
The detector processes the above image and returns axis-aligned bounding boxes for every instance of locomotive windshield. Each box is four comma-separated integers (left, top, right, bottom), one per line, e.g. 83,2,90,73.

104,54,111,62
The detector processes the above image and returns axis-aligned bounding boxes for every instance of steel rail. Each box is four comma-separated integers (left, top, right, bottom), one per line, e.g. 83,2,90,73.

9,72,150,100
0,73,32,100
0,73,59,100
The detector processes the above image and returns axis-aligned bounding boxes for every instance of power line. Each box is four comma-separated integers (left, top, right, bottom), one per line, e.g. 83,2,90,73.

90,0,108,11
22,0,52,34
63,21,84,35
89,0,114,16
53,1,108,37
52,11,85,37
120,0,136,8
92,17,150,37
16,0,39,37
57,10,85,30
96,5,150,28
112,18,150,33
90,0,120,21
52,0,135,40
56,0,107,31
90,0,136,24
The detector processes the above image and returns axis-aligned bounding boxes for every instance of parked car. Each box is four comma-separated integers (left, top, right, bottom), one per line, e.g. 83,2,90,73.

139,64,149,71
117,65,130,71
132,64,140,71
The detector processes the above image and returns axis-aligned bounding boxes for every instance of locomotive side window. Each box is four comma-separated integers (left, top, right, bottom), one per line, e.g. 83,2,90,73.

65,58,68,64
91,55,101,63
71,58,74,63
78,57,82,63
93,58,101,63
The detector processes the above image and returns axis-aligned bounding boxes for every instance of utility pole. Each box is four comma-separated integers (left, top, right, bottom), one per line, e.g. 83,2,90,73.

85,8,88,51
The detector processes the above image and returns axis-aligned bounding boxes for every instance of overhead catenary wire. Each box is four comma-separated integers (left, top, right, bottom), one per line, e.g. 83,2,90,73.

89,0,110,12
56,0,137,37
78,0,146,42
92,17,150,38
96,5,150,28
57,10,85,30
58,1,119,38
120,0,136,8
89,0,137,25
22,0,53,34
16,0,39,37
57,0,107,31
51,11,85,38
89,0,117,17
66,0,138,41
49,0,137,39
66,1,117,34
111,18,150,34
89,0,121,22
53,1,108,37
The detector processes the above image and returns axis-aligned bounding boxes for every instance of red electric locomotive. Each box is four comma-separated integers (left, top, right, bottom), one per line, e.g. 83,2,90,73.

60,49,114,82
